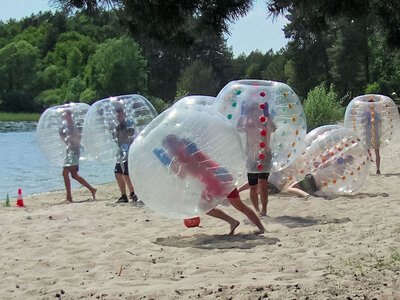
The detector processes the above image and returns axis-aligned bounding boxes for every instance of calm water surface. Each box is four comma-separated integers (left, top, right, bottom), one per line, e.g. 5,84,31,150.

0,121,115,199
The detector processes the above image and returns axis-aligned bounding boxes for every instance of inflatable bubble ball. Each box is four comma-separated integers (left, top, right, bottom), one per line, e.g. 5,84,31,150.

83,94,157,163
269,126,370,196
129,96,246,219
36,102,90,167
269,124,343,192
215,79,307,173
344,94,400,149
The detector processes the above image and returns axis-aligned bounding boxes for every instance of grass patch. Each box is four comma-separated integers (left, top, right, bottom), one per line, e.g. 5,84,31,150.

327,251,400,277
0,112,40,122
373,252,400,271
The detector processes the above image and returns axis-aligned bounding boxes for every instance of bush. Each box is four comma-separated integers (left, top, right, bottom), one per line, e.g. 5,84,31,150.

146,95,170,114
34,88,66,111
303,84,345,131
365,80,392,96
365,81,380,94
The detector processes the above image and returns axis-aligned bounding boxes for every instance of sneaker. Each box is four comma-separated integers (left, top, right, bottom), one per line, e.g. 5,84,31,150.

130,192,138,202
116,194,129,203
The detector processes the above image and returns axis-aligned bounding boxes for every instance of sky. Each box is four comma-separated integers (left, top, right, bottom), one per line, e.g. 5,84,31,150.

0,0,289,56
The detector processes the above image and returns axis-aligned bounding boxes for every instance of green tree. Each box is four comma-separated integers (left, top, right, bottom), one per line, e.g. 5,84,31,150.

268,0,400,49
65,76,86,102
0,40,40,111
45,31,95,75
282,9,333,98
327,17,369,101
261,52,288,82
85,36,147,99
57,0,254,47
175,60,219,99
368,31,400,96
284,59,295,87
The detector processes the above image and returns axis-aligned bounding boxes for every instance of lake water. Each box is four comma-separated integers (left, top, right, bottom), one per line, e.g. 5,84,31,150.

0,121,115,199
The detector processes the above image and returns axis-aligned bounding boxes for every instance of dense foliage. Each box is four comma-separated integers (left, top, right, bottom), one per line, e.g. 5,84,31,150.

1,1,400,126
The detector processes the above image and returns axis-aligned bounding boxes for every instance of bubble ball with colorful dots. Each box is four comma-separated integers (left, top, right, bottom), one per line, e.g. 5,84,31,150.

215,79,307,173
344,94,400,149
304,125,343,150
269,126,370,196
36,102,90,166
268,125,344,192
82,94,157,163
128,95,246,219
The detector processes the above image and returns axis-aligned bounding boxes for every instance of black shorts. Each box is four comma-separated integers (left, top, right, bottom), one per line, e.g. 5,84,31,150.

248,173,270,186
114,161,129,175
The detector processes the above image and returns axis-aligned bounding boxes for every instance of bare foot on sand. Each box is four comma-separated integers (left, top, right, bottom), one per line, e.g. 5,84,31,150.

91,188,97,200
254,228,265,235
229,220,240,235
260,209,267,217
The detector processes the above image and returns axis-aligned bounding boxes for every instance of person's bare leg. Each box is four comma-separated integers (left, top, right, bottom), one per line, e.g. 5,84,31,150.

238,183,249,193
258,178,268,216
70,169,97,199
228,196,265,233
62,167,72,201
207,208,240,235
115,173,126,195
123,175,135,194
375,148,380,174
286,182,310,198
249,184,260,212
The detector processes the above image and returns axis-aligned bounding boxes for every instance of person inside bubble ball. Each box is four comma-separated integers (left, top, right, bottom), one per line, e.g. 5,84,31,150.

158,134,265,234
364,98,381,174
59,109,97,202
237,100,276,216
286,155,355,197
113,107,139,203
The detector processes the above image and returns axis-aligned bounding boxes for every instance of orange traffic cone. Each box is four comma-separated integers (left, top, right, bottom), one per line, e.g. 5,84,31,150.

16,188,25,207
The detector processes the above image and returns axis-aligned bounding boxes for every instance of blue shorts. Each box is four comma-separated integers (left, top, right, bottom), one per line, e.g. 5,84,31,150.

114,161,129,175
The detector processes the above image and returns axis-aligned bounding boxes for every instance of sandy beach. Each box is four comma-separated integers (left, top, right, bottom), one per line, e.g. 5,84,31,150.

1,141,400,299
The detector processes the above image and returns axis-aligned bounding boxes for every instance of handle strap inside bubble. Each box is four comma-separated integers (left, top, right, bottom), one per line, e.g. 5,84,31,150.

153,148,172,166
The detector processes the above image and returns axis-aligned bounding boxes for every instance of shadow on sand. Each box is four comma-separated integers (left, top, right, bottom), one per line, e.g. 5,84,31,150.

154,233,279,250
341,192,389,199
320,191,389,201
271,215,351,228
383,172,400,177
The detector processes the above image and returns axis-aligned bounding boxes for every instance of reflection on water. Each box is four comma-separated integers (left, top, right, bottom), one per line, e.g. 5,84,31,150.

0,122,115,198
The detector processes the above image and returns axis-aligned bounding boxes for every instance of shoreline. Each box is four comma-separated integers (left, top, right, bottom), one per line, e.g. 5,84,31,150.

1,145,400,299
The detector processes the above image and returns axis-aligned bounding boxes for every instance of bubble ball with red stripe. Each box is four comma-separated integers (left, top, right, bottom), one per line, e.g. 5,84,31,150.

215,80,307,173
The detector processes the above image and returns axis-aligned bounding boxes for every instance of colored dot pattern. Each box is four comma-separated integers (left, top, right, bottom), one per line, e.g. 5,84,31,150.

216,80,307,173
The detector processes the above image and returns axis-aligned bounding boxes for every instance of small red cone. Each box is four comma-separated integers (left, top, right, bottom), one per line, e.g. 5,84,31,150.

16,188,25,207
184,217,200,228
